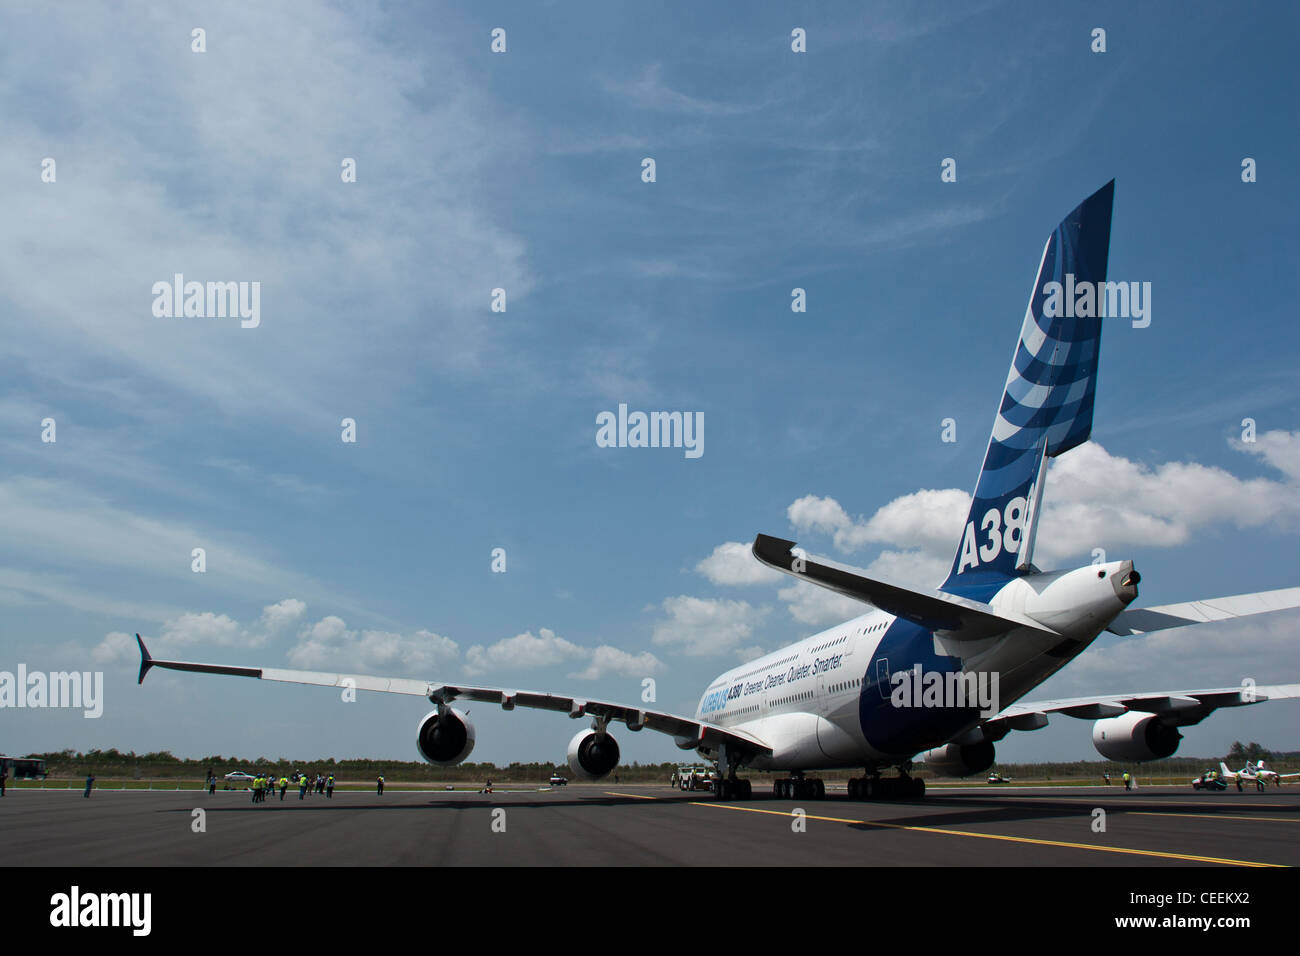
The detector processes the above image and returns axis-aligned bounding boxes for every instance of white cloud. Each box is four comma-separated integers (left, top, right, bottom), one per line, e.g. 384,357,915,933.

695,541,782,586
260,598,307,632
1235,429,1300,483
1036,439,1300,564
464,628,585,676
464,629,663,681
161,611,245,647
776,583,864,628
568,645,663,680
0,4,532,425
787,489,968,555
289,615,459,676
651,596,768,657
781,434,1300,574
92,631,137,664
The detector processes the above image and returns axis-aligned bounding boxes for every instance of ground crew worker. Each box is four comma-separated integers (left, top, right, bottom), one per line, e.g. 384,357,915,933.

326,774,334,798
376,775,384,795
1122,771,1131,791
208,773,216,794
299,774,309,800
84,773,95,798
252,775,261,803
1102,772,1110,785
1,765,7,797
279,776,288,800
1256,774,1266,792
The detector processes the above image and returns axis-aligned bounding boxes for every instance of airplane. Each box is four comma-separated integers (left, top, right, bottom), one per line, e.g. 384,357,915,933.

135,180,1300,802
1247,759,1298,786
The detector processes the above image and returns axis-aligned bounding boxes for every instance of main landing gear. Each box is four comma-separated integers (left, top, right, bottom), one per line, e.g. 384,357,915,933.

847,768,925,800
714,778,753,800
772,775,825,800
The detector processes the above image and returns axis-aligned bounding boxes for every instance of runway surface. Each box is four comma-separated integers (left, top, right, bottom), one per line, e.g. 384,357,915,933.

6,783,1299,866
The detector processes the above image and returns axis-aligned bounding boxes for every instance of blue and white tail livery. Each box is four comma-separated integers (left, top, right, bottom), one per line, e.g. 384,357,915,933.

136,182,1300,801
946,180,1113,589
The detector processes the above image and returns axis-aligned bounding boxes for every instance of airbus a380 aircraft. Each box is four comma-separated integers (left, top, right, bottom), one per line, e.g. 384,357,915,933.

137,181,1300,801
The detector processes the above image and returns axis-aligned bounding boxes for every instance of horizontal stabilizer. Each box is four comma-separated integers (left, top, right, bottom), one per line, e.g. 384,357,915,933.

752,534,1055,640
980,684,1300,742
1106,587,1300,636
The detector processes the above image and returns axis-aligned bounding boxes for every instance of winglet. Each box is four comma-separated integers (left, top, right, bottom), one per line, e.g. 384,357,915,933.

136,633,154,685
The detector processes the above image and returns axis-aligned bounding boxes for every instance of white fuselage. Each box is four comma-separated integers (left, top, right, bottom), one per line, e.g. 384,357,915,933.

691,561,1135,772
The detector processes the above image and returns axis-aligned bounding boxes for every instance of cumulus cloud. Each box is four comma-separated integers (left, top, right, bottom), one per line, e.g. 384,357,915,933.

568,645,663,680
464,628,584,676
788,489,968,556
463,627,658,680
695,541,783,586
651,596,769,658
776,583,864,627
1233,429,1300,483
259,598,307,632
1036,438,1300,563
94,596,315,663
92,631,138,664
288,615,459,675
781,434,1300,574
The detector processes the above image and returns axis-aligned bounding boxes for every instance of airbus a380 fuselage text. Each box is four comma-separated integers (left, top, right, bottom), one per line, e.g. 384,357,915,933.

138,181,1300,801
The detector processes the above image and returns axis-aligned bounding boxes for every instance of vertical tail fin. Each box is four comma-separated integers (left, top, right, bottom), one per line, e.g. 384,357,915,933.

943,180,1115,590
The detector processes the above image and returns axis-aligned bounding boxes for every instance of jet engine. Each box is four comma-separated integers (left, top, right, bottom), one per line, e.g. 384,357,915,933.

415,708,476,766
919,741,996,777
567,729,621,781
1092,711,1182,762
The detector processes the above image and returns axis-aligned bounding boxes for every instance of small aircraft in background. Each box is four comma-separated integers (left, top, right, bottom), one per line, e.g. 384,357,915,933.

1246,759,1298,787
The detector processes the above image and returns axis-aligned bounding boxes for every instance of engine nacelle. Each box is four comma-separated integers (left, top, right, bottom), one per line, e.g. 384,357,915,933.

567,729,620,781
1092,711,1182,762
919,741,995,777
415,708,475,766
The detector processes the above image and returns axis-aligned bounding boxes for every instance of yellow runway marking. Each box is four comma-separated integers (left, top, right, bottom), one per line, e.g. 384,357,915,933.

690,802,1283,867
604,791,658,800
1129,811,1300,824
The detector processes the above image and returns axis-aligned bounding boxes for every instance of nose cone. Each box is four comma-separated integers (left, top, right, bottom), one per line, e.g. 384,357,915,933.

1110,560,1140,605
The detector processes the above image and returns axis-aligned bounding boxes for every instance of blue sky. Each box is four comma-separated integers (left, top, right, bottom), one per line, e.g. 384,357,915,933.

3,1,1299,768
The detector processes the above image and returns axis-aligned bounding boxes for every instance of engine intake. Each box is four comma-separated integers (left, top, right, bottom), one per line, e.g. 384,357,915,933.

1092,711,1182,762
416,708,476,766
567,729,620,781
920,741,996,777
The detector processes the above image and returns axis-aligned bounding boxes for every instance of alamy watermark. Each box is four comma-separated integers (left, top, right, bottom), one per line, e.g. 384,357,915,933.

0,665,103,718
1042,273,1151,328
596,403,703,459
890,664,999,718
152,274,261,328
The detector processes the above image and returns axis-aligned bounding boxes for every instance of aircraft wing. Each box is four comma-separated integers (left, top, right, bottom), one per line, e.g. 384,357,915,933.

979,684,1300,739
134,635,772,758
1106,587,1300,636
752,534,1059,641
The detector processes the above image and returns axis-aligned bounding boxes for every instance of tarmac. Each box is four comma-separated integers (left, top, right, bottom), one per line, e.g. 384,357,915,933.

6,783,1298,866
